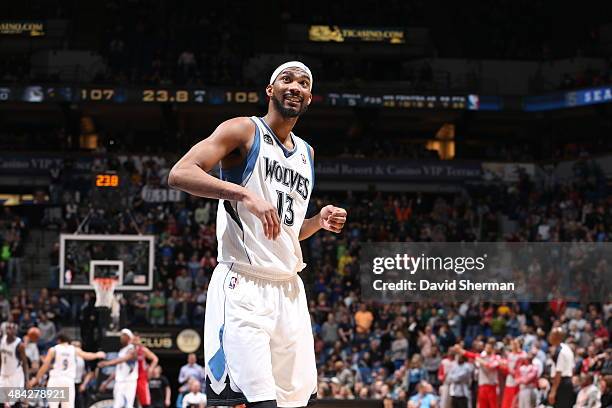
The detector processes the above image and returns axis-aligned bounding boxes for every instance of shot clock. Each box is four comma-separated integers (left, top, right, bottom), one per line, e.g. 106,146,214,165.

95,173,119,188
92,172,123,211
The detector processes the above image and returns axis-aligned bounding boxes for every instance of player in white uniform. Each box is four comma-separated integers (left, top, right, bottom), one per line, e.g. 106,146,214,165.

29,333,106,408
98,329,138,408
169,61,347,407
0,323,29,399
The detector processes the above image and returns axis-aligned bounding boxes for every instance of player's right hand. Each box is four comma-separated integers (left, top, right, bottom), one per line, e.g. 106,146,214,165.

243,192,281,240
96,351,106,359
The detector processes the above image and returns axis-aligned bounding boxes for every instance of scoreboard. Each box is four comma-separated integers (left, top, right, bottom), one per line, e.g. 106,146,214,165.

0,85,482,110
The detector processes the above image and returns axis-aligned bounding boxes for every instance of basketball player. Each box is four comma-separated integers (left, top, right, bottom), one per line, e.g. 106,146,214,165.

0,323,29,405
168,61,347,407
29,333,106,408
98,329,139,408
500,339,526,408
458,339,501,408
133,333,159,408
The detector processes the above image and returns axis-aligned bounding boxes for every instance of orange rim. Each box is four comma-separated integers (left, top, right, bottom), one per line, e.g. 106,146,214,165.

93,278,118,289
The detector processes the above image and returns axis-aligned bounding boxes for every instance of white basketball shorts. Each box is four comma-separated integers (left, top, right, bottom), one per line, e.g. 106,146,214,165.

47,375,75,408
0,371,24,406
204,262,317,407
113,380,137,408
0,371,24,388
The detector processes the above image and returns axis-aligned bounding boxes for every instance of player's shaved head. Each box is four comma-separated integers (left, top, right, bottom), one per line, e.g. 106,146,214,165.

549,327,565,345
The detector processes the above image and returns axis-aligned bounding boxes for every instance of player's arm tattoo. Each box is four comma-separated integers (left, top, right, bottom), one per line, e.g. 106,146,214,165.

216,181,250,201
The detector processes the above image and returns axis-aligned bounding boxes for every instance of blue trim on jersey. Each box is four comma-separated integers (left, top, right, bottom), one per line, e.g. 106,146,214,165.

219,122,260,185
242,120,260,186
259,117,297,158
304,140,315,190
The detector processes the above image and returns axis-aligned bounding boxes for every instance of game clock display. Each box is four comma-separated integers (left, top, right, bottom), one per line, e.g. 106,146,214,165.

141,89,207,103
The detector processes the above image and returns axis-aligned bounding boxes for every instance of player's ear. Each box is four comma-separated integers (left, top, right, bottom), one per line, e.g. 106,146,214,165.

306,93,313,106
265,84,274,97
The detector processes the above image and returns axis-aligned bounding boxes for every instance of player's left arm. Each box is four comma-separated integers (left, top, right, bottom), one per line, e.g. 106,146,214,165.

29,347,53,387
299,147,347,241
100,372,115,392
17,343,30,388
143,346,159,372
98,348,136,368
76,347,106,361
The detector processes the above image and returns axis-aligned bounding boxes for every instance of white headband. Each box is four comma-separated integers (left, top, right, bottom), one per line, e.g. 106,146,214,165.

269,61,313,90
121,328,134,339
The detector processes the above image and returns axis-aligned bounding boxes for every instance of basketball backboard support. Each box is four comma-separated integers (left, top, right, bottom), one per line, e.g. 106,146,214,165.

60,234,154,291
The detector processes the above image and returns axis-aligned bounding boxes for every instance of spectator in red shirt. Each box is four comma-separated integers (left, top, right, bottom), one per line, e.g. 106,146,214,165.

594,319,609,339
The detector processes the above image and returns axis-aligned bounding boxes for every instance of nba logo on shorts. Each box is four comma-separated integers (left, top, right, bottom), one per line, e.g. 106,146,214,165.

228,276,238,289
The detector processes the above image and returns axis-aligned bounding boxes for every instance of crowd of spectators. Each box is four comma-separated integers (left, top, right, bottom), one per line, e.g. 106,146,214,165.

2,139,612,407
4,145,595,406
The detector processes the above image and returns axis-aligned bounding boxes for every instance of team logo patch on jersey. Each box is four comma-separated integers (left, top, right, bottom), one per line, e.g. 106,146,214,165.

228,276,238,289
301,153,307,164
263,134,273,144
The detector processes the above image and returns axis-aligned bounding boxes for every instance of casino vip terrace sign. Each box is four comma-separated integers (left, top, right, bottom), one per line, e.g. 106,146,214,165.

309,25,405,44
0,21,45,36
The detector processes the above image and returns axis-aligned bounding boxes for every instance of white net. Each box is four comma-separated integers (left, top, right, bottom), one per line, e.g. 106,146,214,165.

93,278,118,308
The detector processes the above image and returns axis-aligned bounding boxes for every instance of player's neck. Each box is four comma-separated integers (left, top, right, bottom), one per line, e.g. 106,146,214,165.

262,112,297,143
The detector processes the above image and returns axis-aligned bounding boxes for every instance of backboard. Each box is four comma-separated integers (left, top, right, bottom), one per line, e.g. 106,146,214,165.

60,234,154,291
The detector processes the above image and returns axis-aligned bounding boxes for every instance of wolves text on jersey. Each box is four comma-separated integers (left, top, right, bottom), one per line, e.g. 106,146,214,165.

263,157,310,200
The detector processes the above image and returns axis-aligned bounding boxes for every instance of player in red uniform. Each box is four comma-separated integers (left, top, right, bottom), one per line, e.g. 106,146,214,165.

458,338,502,408
133,333,159,407
500,339,526,408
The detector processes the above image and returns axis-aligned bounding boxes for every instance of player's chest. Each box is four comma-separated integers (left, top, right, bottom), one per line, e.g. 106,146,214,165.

258,153,310,198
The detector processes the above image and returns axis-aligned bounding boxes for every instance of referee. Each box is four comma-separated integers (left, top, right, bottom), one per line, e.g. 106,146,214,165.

548,328,575,408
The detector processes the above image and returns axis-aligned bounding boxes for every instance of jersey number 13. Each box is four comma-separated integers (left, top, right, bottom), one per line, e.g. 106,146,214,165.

276,190,294,226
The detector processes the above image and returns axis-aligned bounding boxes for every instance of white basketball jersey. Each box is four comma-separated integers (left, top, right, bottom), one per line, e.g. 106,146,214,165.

49,343,77,380
115,344,137,382
216,116,314,280
0,336,21,376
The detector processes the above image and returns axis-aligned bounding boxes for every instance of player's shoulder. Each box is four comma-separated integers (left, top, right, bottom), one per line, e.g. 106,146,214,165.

216,116,256,138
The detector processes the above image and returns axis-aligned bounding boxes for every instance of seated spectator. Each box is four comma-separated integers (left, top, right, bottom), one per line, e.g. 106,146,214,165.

178,353,205,395
573,373,600,408
354,303,374,339
408,381,438,408
181,378,206,408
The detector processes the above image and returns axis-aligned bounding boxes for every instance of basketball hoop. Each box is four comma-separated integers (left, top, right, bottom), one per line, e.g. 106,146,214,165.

93,278,118,308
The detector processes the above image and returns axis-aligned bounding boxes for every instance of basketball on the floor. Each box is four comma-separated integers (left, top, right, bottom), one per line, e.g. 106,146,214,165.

27,327,41,342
